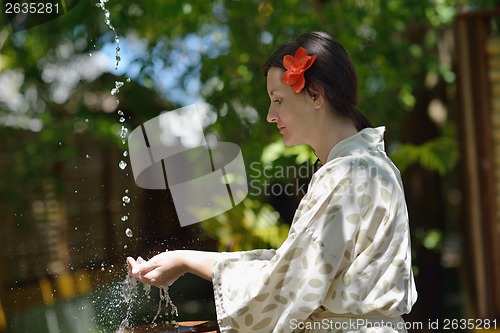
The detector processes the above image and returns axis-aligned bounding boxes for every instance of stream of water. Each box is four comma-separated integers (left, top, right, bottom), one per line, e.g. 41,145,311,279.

95,1,179,331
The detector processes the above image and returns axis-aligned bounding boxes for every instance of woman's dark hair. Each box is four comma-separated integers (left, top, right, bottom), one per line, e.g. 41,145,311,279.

263,31,372,131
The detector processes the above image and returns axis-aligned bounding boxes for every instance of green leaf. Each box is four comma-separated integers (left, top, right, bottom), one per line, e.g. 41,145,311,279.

390,136,459,175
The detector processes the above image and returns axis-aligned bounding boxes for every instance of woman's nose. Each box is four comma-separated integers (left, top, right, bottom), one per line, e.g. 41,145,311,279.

267,107,278,123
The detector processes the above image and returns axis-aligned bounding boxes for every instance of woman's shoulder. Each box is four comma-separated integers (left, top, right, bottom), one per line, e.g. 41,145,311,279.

312,150,403,192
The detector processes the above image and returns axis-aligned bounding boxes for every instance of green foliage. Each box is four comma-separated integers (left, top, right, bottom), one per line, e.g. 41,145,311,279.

390,136,459,175
1,0,493,166
260,140,316,166
199,198,289,251
0,0,497,245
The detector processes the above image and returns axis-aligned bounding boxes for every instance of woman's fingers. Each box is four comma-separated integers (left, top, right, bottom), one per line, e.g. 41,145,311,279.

127,256,160,279
127,256,150,277
126,252,182,287
126,257,139,276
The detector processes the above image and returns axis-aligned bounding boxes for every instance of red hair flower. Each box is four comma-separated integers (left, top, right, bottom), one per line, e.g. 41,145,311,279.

281,47,317,93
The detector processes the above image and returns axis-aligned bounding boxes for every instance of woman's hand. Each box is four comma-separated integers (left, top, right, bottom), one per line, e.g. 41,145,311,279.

127,251,186,287
127,250,215,287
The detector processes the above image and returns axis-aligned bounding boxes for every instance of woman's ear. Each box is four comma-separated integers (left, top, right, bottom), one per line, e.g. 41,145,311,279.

307,83,325,109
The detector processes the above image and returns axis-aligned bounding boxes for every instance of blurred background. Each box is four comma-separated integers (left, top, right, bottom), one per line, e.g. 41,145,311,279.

1,0,500,332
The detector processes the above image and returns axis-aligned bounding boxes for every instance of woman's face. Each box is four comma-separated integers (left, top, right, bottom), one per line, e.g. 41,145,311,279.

266,67,316,146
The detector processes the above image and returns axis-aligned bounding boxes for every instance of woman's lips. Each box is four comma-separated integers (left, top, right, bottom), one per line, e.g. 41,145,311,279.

278,126,285,134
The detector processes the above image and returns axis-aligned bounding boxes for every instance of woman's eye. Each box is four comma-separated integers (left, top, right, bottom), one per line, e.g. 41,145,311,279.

273,99,281,104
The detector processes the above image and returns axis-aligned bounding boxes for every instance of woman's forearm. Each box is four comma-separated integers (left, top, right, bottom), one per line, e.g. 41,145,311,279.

179,250,216,281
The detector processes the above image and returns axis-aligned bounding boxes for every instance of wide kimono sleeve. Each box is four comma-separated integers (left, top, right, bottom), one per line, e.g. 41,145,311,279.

211,157,388,333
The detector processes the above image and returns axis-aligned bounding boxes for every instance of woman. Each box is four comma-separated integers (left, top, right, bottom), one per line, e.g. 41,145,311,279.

127,31,417,332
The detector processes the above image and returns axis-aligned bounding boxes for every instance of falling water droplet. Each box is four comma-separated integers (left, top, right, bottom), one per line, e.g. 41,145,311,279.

119,117,125,123
126,78,131,82
125,228,133,237
120,126,128,139
121,216,128,221
118,110,124,116
125,189,129,193
119,161,127,170
122,196,130,204
86,154,90,158
111,81,124,95
123,151,128,157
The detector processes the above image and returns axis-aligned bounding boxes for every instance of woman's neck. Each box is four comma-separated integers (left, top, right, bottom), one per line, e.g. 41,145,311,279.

311,118,358,164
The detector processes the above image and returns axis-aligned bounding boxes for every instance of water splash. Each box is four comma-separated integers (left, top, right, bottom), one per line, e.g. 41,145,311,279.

117,274,138,332
150,286,179,327
125,228,133,237
116,257,179,332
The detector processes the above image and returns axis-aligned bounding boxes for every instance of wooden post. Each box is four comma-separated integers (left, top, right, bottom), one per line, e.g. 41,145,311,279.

455,7,500,319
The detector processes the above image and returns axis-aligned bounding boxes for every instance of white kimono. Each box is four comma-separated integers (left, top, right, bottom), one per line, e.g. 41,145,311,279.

211,127,418,332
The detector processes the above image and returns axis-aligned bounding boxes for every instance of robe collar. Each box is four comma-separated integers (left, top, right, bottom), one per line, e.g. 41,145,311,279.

326,126,386,163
